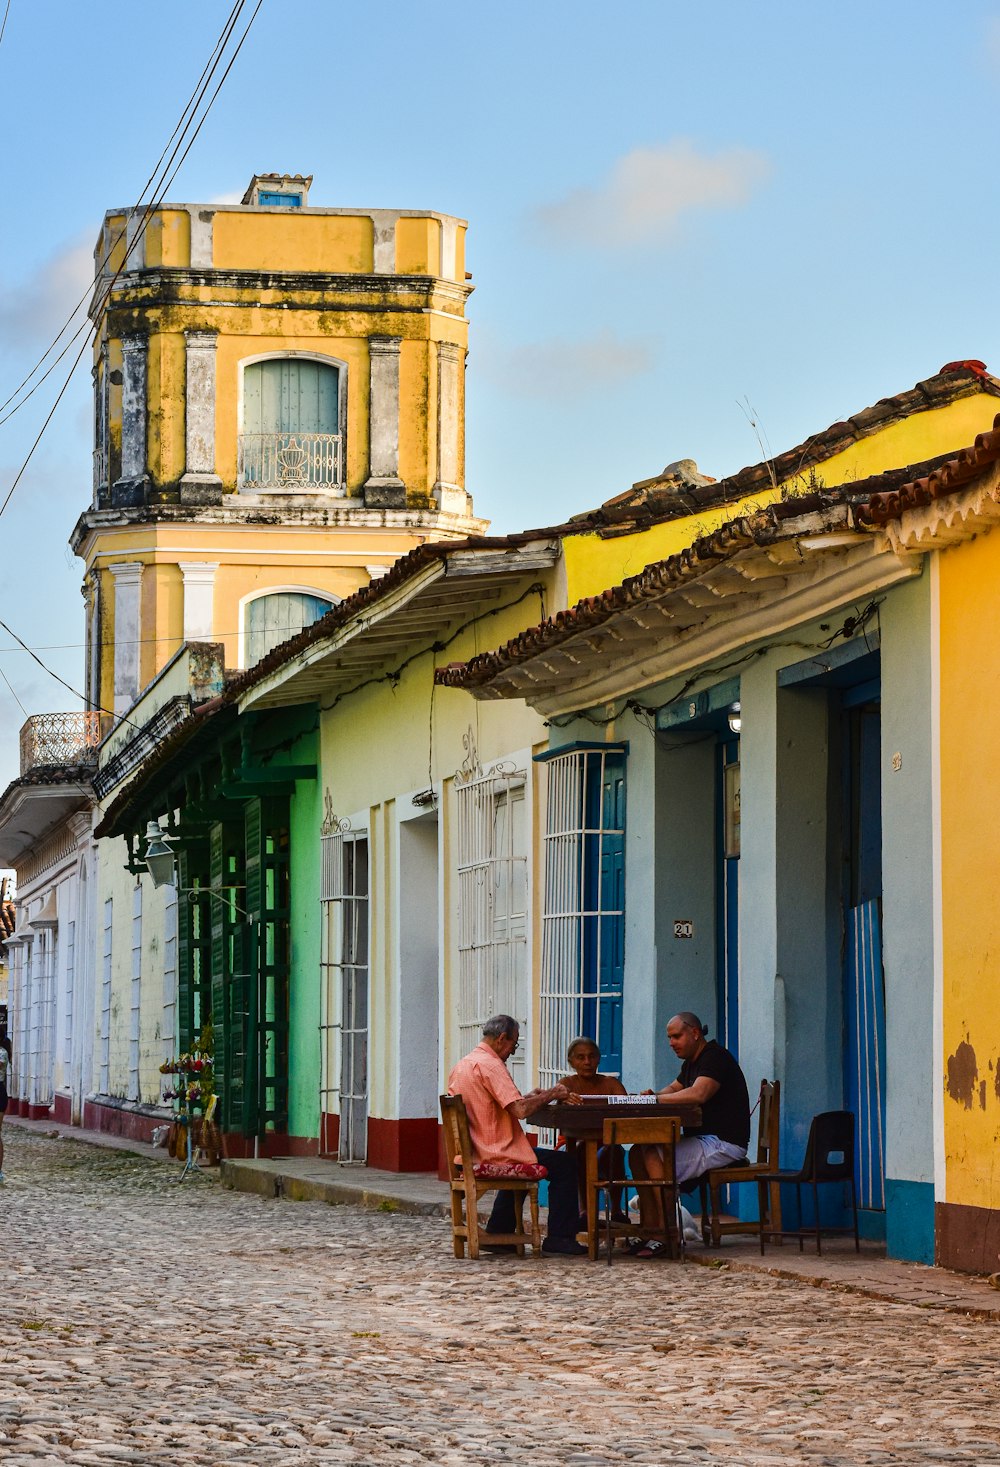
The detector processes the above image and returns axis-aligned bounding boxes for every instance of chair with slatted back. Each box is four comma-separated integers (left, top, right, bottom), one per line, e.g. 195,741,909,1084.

589,1116,683,1265
696,1079,781,1247
439,1094,542,1260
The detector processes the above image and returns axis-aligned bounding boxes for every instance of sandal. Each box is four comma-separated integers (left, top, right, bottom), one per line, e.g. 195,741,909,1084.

634,1240,669,1260
623,1237,647,1255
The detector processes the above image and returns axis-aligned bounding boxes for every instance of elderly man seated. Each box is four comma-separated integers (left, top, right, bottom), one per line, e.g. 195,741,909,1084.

448,1014,586,1255
630,1011,750,1258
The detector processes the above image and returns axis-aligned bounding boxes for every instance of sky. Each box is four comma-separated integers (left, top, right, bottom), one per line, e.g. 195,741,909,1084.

0,0,998,789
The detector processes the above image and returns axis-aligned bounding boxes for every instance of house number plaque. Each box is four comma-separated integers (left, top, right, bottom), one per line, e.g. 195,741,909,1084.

673,920,694,939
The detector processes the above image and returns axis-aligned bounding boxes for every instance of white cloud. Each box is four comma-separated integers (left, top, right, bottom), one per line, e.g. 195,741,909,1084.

489,330,655,399
209,188,245,206
0,234,94,351
535,140,770,248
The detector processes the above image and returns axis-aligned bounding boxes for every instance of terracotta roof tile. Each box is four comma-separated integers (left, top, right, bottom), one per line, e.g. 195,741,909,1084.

857,415,1000,527
434,443,992,694
580,364,1000,532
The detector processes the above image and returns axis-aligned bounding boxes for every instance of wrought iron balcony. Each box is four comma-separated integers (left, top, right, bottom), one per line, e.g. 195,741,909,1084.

19,712,102,775
238,432,344,492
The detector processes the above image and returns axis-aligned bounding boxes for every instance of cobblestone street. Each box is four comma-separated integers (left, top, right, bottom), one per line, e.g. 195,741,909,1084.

2,1128,1000,1467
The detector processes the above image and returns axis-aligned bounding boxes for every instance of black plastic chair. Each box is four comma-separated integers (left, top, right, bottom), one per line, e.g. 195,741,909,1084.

755,1110,860,1255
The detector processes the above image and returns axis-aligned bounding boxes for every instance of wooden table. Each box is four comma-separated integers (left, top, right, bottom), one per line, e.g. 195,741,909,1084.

526,1101,702,1260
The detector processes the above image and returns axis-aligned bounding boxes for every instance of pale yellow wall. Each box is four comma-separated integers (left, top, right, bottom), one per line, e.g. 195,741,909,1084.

318,590,552,1118
212,211,375,273
938,525,1000,1210
564,395,1000,604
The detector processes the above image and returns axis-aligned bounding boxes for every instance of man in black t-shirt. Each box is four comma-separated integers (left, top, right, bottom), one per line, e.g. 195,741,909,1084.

630,1012,751,1255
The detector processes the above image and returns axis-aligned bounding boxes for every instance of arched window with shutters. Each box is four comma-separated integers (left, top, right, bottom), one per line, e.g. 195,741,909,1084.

242,588,337,667
238,354,346,493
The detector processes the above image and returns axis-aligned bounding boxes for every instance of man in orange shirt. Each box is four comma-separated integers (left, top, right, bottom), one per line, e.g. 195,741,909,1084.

448,1014,586,1255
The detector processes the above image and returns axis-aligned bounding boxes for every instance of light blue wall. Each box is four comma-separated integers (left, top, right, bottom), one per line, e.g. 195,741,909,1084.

879,570,936,1260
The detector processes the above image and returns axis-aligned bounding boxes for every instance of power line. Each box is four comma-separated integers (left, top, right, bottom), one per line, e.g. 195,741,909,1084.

0,0,11,54
0,0,264,526
0,0,249,428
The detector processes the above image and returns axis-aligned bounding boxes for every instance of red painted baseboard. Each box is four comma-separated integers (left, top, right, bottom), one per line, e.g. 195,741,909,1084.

367,1115,438,1172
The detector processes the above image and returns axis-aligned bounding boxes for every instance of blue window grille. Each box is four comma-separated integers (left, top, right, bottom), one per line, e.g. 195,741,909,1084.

538,745,626,1086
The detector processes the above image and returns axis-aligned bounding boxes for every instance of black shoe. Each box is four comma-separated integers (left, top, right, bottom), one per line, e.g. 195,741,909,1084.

542,1236,588,1256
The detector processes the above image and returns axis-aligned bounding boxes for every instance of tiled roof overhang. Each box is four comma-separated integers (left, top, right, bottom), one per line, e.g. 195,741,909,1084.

236,537,560,712
93,536,561,839
579,363,1000,531
435,496,923,717
857,418,1000,530
0,766,94,868
93,700,235,841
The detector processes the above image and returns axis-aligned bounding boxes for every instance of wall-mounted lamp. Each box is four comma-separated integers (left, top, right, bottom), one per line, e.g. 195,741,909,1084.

727,702,742,736
142,819,178,889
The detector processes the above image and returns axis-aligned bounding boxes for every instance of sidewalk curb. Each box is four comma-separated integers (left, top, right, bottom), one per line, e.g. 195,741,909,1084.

687,1251,1000,1323
219,1158,456,1218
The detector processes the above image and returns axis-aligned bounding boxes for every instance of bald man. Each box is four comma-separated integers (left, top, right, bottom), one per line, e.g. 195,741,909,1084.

630,1012,750,1254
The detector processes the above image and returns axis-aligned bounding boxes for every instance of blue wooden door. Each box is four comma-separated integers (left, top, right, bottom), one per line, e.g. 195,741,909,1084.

716,738,740,1058
597,759,626,1075
842,697,886,1224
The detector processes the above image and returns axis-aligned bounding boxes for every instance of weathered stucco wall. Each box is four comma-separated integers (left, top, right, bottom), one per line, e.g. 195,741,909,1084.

938,526,1000,1268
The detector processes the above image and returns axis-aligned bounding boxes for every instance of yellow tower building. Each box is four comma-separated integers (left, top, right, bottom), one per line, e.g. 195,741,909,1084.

71,173,486,721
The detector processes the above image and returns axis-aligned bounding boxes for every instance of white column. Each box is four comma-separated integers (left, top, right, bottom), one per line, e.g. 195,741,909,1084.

363,335,405,507
180,330,222,496
434,341,469,514
109,561,143,716
117,334,148,489
178,561,219,642
124,208,146,272
188,206,214,268
369,210,397,273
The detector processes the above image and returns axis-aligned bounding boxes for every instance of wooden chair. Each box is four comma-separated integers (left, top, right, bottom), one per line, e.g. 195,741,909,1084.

697,1078,782,1247
589,1116,682,1265
439,1095,542,1260
756,1109,859,1255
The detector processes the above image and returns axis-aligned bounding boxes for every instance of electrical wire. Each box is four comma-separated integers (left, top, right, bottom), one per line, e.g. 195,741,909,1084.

0,0,11,54
0,0,248,426
0,0,263,530
0,617,137,732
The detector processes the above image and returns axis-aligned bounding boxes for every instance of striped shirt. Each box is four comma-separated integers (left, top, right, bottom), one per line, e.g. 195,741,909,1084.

447,1042,536,1166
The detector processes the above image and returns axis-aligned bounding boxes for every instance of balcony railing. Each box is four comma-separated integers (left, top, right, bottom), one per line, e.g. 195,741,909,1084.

238,432,344,492
20,712,102,775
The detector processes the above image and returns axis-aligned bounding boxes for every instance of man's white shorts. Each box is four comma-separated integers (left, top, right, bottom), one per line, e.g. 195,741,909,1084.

675,1134,747,1187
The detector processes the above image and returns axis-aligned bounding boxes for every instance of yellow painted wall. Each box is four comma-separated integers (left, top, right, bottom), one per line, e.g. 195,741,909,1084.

938,525,1000,1210
213,211,375,273
563,395,1000,604
146,332,186,486
395,217,440,275
145,210,190,268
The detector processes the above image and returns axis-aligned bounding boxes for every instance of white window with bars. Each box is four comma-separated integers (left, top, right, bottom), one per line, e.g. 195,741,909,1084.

29,929,57,1108
319,828,370,1163
99,899,113,1095
162,889,178,1067
455,766,529,1089
63,919,76,1073
538,747,626,1092
128,884,142,1101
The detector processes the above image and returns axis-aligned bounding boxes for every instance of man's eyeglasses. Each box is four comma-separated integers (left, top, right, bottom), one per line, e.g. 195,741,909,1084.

508,1037,520,1052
